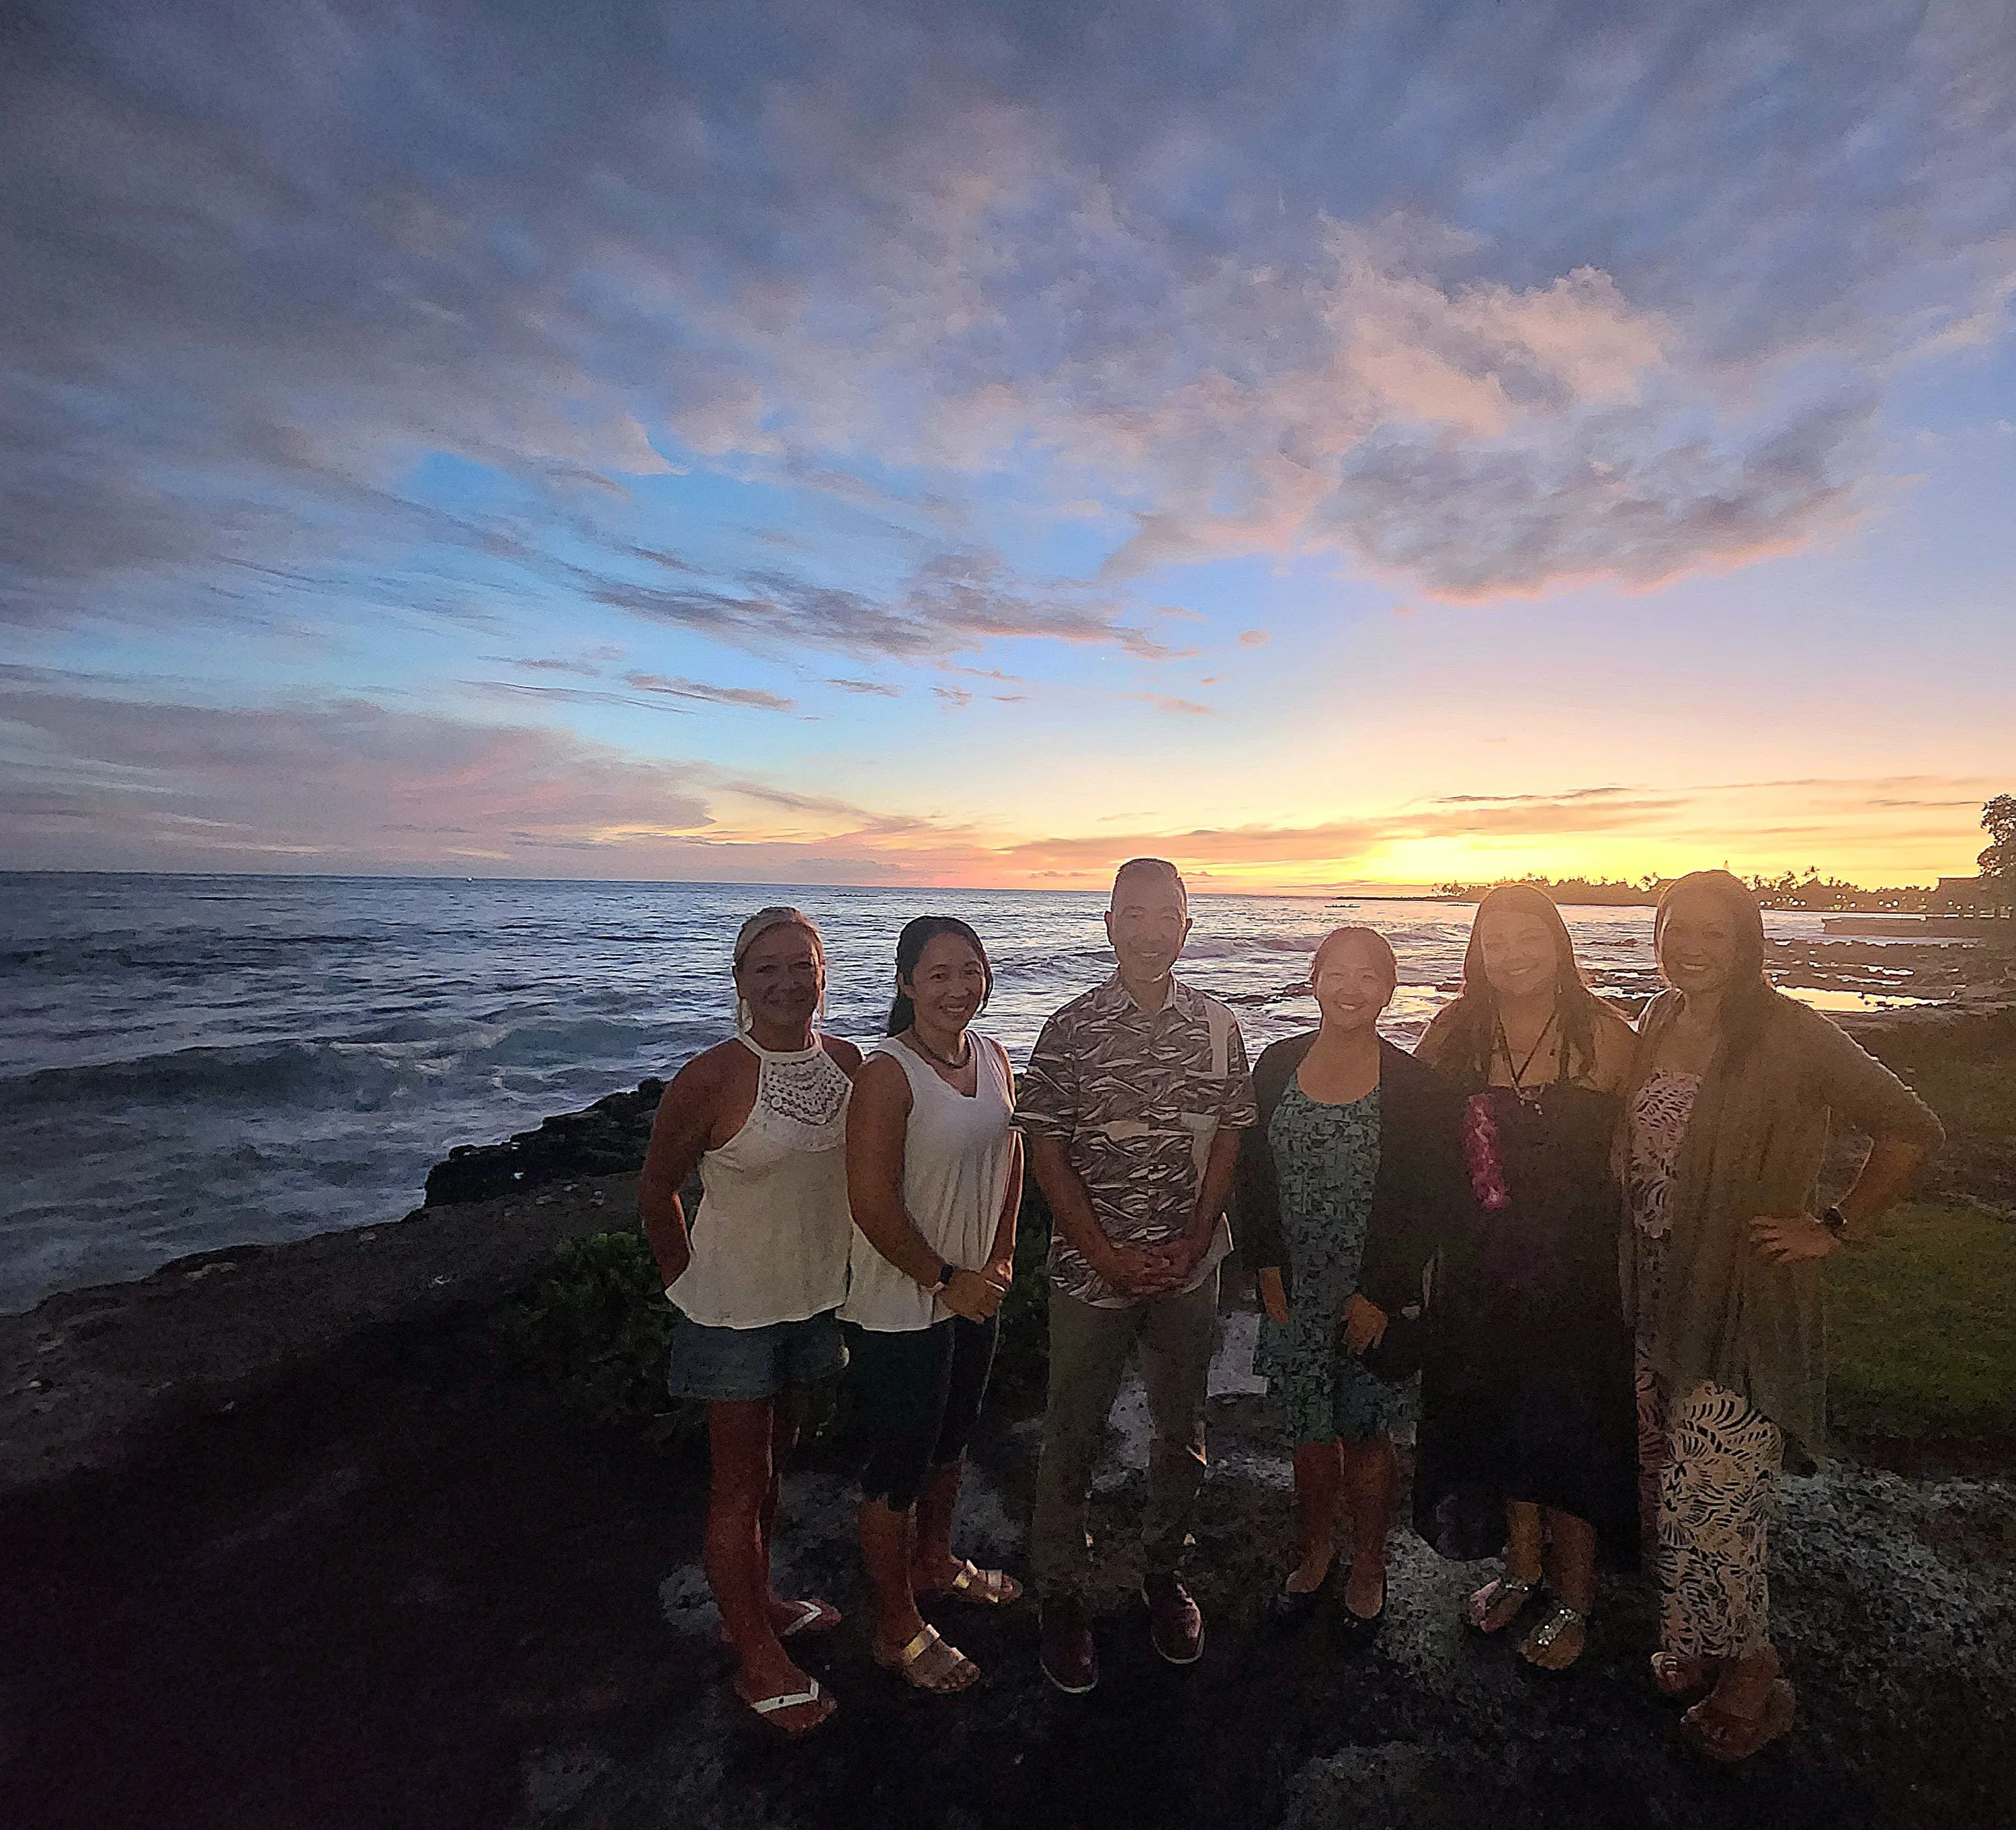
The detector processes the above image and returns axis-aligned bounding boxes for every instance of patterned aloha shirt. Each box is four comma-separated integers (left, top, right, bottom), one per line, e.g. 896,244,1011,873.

1019,972,1258,1306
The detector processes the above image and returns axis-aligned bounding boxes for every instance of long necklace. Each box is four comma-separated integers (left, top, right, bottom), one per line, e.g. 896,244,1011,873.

909,1027,972,1072
1493,1004,1560,1104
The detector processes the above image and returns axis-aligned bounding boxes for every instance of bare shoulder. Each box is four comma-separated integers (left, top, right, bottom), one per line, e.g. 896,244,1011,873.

821,1032,865,1074
1591,999,1638,1044
1588,1002,1640,1090
663,1037,750,1106
849,1046,913,1112
1415,1001,1462,1064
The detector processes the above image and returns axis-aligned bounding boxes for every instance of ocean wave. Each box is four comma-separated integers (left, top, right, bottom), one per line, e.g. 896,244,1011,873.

0,930,422,979
0,1040,437,1112
1180,933,1328,958
0,1014,704,1116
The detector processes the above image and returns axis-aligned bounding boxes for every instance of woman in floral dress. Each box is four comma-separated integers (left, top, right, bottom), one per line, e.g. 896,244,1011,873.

1236,926,1465,1637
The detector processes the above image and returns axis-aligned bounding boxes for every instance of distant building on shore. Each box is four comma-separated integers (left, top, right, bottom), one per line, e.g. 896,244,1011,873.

1929,876,2011,917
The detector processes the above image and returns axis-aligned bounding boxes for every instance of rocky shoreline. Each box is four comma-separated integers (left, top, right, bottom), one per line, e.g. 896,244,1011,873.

2,1003,2011,1829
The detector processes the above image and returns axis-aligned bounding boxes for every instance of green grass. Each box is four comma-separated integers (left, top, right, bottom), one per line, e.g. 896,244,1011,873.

1867,1009,2016,1137
1890,1055,2016,1138
1829,1199,2016,1442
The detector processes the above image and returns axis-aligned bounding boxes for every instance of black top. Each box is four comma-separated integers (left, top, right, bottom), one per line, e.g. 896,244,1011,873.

1234,1033,1467,1317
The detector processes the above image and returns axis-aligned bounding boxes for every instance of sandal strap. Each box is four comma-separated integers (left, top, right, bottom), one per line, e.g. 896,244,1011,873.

884,1622,976,1690
747,1677,823,1715
778,1597,839,1638
1469,1572,1538,1630
1527,1603,1586,1652
948,1561,1017,1602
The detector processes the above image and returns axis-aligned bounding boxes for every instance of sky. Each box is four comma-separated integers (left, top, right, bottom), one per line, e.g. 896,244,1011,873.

3,0,2013,892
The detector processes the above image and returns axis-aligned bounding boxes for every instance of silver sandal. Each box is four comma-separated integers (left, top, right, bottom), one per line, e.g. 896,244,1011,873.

1519,1602,1587,1671
1465,1572,1538,1635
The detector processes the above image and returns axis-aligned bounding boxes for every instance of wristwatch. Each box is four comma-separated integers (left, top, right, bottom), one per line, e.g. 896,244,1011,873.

927,1261,958,1294
1820,1206,1848,1237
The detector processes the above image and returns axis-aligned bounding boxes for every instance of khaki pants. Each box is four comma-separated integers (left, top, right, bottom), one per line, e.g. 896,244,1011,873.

1030,1272,1220,1597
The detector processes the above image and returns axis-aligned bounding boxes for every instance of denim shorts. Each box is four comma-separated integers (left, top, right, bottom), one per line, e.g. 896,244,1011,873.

664,1307,847,1403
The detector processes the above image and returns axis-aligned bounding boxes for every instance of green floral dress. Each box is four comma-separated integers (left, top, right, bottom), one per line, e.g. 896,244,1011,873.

1253,1080,1394,1445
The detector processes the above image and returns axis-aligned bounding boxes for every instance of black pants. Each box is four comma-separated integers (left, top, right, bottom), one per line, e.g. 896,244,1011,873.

843,1314,999,1509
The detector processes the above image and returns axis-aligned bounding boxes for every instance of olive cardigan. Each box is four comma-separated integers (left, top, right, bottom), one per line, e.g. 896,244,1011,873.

1234,1033,1467,1317
1626,990,1945,1468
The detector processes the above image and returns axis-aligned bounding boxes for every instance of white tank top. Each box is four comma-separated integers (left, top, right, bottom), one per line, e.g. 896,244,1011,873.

670,1035,853,1329
841,1031,1017,1333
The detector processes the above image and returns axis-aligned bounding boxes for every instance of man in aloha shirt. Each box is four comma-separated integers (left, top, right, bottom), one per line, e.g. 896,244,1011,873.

1019,858,1257,1694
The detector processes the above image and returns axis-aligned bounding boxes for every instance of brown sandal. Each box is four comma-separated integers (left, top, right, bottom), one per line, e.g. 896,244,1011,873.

1680,1678,1796,1763
1650,1651,1719,1703
874,1622,980,1694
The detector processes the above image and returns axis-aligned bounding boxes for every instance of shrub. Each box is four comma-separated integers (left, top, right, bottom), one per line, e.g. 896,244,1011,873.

493,1229,698,1448
989,1183,1053,1412
494,1227,862,1448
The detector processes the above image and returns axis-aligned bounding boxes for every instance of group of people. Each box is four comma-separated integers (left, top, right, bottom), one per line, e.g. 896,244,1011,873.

638,860,1943,1764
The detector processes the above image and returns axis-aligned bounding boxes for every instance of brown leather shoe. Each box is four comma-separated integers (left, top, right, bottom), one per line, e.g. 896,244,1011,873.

1039,1596,1098,1695
1142,1573,1204,1665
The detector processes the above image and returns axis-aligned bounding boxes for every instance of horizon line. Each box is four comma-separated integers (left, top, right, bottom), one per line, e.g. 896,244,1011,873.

0,864,1963,897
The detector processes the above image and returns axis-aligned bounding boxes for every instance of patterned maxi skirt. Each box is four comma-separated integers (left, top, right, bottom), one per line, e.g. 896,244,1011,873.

1635,1235,1784,1657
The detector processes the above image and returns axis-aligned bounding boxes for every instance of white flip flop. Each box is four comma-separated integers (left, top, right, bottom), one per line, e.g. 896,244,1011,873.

734,1675,835,1737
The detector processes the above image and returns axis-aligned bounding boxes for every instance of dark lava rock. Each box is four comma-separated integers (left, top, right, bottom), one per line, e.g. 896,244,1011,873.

424,1079,667,1206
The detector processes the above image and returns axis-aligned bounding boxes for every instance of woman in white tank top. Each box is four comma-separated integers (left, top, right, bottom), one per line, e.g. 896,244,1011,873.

670,1029,853,1328
638,907,862,1739
843,917,1024,1693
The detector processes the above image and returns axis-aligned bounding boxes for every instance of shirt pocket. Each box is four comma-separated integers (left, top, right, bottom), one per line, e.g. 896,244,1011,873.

1178,1110,1220,1179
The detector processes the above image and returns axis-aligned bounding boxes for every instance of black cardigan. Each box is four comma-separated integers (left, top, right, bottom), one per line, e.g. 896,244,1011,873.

1233,1032,1466,1317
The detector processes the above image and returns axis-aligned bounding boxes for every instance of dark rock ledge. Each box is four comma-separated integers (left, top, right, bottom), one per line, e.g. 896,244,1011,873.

0,1175,635,1503
423,1082,667,1207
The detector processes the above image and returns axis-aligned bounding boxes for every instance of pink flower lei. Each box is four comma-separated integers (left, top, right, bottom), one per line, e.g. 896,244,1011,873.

1462,1091,1512,1212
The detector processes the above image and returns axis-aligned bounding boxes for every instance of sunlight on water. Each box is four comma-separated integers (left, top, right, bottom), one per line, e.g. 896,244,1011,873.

1783,987,1937,1013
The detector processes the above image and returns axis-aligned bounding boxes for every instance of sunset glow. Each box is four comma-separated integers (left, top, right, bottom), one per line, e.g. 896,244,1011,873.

4,2,2012,889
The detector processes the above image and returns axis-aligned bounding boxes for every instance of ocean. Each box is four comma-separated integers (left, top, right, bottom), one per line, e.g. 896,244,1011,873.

0,872,1923,1315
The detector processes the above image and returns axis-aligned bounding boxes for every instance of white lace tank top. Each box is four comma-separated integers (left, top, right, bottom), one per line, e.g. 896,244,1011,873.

840,1032,1017,1333
670,1035,853,1329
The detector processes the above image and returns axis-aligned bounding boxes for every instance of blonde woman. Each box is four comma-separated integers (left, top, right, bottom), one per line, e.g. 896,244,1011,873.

640,907,859,1739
